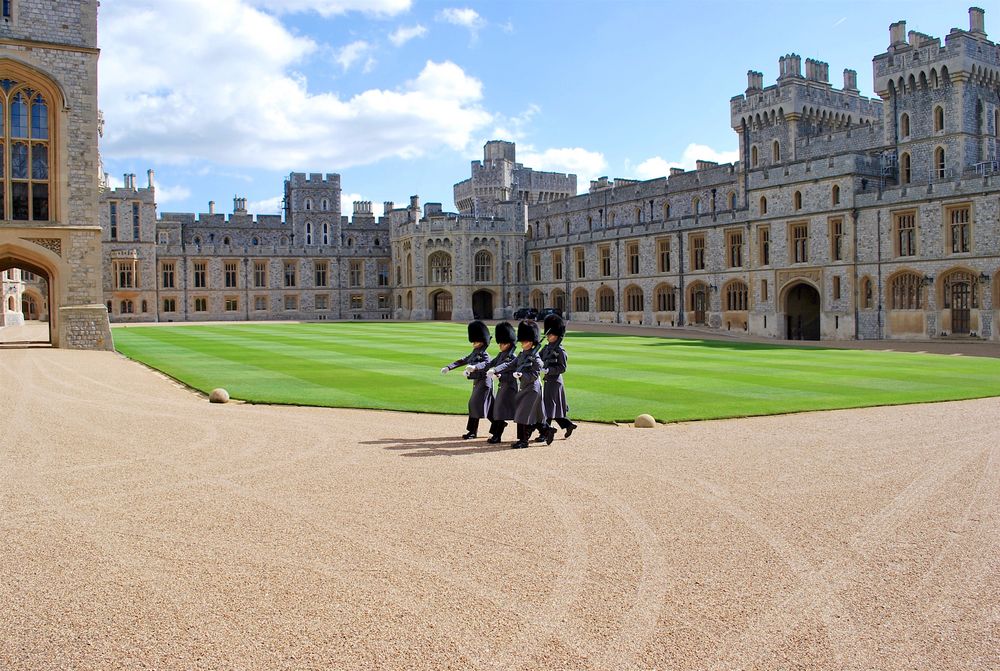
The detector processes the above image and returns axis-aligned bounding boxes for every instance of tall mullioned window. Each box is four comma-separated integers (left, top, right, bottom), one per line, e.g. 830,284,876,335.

830,218,844,261
626,241,639,275
193,261,207,288
691,234,706,271
726,230,743,268
314,261,328,287
552,250,563,281
161,262,175,289
474,250,492,282
657,238,670,273
109,202,118,239
1,79,51,221
224,261,238,288
575,247,586,279
254,261,267,288
948,205,971,254
895,211,916,257
791,224,809,263
132,202,141,240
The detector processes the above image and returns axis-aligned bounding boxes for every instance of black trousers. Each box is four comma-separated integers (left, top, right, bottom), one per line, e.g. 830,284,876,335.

466,417,479,433
489,420,507,438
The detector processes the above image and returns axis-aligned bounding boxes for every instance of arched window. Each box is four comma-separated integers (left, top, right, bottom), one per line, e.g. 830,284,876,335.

596,286,615,312
305,222,312,245
772,140,780,162
120,299,133,314
725,281,749,311
304,198,312,211
406,254,413,284
728,192,737,210
654,283,676,312
793,191,802,211
2,80,52,221
831,185,840,206
322,223,329,245
860,276,874,309
551,289,567,313
759,196,767,214
530,289,544,311
889,272,924,310
321,198,328,211
346,237,353,247
901,152,911,184
942,270,979,309
573,287,589,313
935,147,945,179
934,106,944,132
624,285,644,312
396,265,401,285
900,113,910,137
473,249,492,282
663,203,670,220
693,198,701,216
251,236,259,246
429,251,452,284
374,237,380,247
222,236,230,245
751,145,759,167
406,290,413,310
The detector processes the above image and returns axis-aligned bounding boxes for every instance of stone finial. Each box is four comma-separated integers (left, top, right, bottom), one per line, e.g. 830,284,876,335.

970,7,986,34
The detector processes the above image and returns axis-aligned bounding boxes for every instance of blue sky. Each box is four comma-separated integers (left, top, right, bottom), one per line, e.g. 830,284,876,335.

98,1,973,217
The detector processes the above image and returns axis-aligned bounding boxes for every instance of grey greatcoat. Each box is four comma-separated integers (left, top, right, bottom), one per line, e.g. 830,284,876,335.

538,340,570,420
446,348,493,419
495,346,543,425
483,347,518,421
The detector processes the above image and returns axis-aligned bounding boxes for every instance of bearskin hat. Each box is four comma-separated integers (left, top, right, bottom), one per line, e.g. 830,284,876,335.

495,321,516,345
543,313,566,338
467,320,491,344
516,319,540,344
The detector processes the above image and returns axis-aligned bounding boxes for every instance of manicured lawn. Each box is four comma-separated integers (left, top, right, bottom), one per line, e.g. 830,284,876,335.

113,322,1000,423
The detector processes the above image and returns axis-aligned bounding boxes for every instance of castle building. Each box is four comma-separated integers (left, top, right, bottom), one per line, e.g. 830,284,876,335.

0,0,112,348
90,6,1000,343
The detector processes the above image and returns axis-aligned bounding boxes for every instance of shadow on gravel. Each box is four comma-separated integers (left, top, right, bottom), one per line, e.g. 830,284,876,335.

362,436,518,457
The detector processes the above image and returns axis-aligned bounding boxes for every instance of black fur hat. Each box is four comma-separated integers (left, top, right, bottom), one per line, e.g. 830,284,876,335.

468,320,491,344
495,321,516,345
516,319,540,344
543,314,566,338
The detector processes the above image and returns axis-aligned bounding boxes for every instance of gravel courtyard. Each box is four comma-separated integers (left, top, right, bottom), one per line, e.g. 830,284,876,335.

1,339,997,670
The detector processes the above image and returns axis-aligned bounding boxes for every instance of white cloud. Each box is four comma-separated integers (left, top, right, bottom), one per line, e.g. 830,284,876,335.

490,104,540,142
248,195,283,214
99,1,493,171
341,193,385,218
438,7,485,38
246,0,410,17
634,143,739,180
518,146,607,192
335,40,376,72
155,183,193,205
389,24,427,47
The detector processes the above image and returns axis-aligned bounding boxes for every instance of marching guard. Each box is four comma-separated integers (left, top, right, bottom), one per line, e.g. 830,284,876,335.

440,320,493,439
479,322,518,444
490,320,544,449
536,313,578,443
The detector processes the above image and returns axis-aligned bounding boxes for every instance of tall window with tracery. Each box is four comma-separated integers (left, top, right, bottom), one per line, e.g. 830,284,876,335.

429,251,451,284
474,250,492,282
1,78,51,221
889,273,923,310
726,281,748,311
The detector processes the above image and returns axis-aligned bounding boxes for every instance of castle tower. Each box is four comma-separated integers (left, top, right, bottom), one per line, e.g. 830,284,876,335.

0,0,112,348
873,7,999,182
284,173,342,247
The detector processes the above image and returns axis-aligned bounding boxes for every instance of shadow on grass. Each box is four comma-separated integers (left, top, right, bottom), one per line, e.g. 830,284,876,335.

362,436,516,457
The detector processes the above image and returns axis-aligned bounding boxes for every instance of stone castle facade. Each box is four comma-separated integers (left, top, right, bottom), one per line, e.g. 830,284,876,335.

0,0,112,348
96,6,1000,342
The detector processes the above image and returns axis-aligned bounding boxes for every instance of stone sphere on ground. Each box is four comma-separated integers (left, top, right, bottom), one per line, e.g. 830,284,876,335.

635,414,656,428
209,388,230,404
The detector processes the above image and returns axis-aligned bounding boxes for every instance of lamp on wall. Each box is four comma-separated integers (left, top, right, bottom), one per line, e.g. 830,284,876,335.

920,274,934,287
708,284,718,292
979,271,991,283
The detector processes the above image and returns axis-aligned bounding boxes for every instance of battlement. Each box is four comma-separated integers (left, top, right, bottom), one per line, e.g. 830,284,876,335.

285,172,341,187
159,211,286,227
873,8,998,97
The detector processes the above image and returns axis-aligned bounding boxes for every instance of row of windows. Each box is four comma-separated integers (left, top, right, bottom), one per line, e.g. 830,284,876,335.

859,270,983,310
898,106,956,138
758,185,840,215
899,147,949,183
526,282,748,314
109,293,391,315
182,232,381,248
108,201,141,241
149,259,390,290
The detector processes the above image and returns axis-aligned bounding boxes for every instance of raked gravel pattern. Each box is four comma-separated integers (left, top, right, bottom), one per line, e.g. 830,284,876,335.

1,344,998,670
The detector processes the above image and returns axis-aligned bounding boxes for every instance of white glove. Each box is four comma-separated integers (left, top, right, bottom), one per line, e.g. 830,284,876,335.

464,365,476,375
440,367,449,375
540,369,548,375
513,372,523,379
486,368,498,379
463,369,472,378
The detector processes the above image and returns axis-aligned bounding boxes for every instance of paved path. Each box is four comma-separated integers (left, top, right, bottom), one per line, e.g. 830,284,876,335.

1,347,998,669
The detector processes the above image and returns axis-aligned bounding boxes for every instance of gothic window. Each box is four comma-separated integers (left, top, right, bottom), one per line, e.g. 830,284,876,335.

530,289,544,311
791,223,808,263
304,198,312,211
894,211,917,257
759,196,767,214
132,203,140,240
832,185,840,205
772,140,780,162
726,229,743,268
573,288,589,313
474,250,492,282
728,191,737,209
654,284,676,312
933,106,944,132
935,147,945,179
222,236,230,246
323,223,329,245
942,271,979,309
900,113,910,137
1,79,52,221
120,299,133,315
657,238,670,273
251,236,259,246
624,285,644,312
321,198,328,211
751,145,759,167
109,202,118,240
725,281,749,311
889,272,923,310
693,197,701,216
947,205,971,254
305,222,312,245
900,152,911,184
596,286,615,312
429,251,452,284
793,190,802,211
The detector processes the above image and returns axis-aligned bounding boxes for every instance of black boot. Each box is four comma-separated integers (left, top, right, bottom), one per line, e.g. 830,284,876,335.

511,424,530,449
463,417,479,440
544,426,556,445
487,421,505,444
533,422,549,443
557,418,578,439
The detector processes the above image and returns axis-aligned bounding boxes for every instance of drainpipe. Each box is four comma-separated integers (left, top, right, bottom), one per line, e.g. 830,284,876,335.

876,209,883,339
851,207,859,340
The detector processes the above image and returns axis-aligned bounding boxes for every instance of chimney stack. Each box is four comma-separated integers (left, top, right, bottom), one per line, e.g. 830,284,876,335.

970,7,986,35
889,20,907,46
147,169,155,189
209,201,216,215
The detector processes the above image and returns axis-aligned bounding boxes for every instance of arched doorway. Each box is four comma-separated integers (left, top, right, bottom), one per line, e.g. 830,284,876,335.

471,290,493,320
432,290,453,320
0,254,55,345
688,283,707,325
784,282,820,340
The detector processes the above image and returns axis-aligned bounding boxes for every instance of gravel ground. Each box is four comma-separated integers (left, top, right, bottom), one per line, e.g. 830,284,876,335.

1,335,998,670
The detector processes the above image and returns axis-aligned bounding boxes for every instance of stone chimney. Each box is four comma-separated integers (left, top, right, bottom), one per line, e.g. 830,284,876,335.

233,196,247,214
890,20,907,46
746,70,764,92
970,7,986,35
383,201,394,214
147,169,155,189
778,54,802,81
209,201,216,215
843,69,859,93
